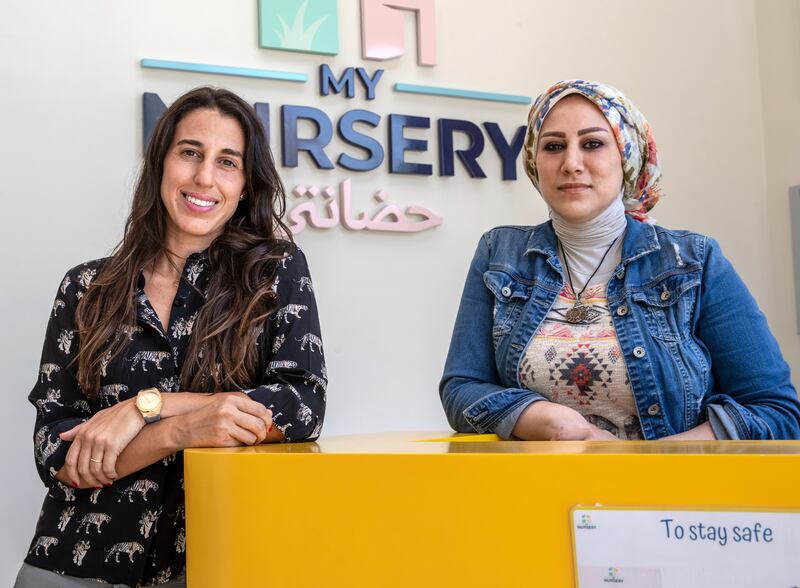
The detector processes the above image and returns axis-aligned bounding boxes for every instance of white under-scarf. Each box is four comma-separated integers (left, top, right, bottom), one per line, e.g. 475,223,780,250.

551,191,627,292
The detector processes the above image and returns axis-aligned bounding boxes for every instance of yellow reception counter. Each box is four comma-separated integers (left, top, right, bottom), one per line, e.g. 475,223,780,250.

184,433,800,587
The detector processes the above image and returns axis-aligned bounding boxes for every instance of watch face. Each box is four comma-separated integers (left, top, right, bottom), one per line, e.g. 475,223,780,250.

138,391,160,412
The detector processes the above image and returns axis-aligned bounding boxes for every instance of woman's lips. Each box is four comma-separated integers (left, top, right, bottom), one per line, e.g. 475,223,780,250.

182,191,218,212
558,183,591,193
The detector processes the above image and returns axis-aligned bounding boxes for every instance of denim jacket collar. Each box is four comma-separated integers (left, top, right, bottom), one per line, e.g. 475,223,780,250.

524,215,660,266
524,220,558,259
619,216,660,265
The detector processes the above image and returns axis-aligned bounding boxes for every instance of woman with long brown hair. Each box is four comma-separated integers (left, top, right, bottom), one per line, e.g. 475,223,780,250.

17,87,326,587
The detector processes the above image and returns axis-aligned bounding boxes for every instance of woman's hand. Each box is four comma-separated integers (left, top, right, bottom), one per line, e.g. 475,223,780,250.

512,401,619,441
173,392,273,448
575,426,619,441
58,399,145,489
660,421,716,440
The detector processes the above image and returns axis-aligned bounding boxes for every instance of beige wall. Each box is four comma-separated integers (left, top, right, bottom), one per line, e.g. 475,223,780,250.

756,0,800,379
1,0,798,582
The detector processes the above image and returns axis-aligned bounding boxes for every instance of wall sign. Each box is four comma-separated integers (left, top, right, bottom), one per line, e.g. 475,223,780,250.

141,0,532,234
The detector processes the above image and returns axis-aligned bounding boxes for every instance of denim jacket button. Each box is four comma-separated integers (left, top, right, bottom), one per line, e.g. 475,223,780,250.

647,403,661,416
616,305,628,316
633,346,646,358
615,268,625,279
501,286,512,298
660,290,671,301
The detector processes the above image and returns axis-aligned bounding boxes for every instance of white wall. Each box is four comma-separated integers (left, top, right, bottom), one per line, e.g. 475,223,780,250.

2,0,798,583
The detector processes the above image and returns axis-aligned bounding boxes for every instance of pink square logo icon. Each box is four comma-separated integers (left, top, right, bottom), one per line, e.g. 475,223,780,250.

361,0,437,66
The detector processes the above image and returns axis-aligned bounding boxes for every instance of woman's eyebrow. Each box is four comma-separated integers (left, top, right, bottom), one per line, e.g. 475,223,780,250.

176,139,242,159
540,131,565,138
577,127,609,135
221,148,243,158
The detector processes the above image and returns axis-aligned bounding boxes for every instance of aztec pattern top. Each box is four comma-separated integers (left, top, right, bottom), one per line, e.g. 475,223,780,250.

518,281,643,440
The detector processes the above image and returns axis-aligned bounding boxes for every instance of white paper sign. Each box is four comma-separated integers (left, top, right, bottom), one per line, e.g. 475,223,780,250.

572,508,800,588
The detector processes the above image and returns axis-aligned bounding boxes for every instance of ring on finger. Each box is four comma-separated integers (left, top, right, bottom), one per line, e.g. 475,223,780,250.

90,457,102,463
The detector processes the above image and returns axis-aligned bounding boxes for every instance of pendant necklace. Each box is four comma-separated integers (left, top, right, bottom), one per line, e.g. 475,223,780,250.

560,235,620,324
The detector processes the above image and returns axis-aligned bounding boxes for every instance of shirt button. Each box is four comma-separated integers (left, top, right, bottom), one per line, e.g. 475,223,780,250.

633,346,646,358
173,298,183,307
616,305,628,316
647,403,661,416
501,286,512,298
660,290,671,301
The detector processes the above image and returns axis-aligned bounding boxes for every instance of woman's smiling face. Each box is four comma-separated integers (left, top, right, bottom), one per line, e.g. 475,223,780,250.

535,94,623,223
159,108,246,249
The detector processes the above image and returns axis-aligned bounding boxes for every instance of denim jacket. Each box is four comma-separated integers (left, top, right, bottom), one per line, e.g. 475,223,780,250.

440,217,800,440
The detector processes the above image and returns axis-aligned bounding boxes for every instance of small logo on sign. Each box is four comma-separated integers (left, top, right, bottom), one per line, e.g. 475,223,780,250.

577,513,597,530
603,567,624,584
258,0,437,65
258,0,339,55
360,0,437,65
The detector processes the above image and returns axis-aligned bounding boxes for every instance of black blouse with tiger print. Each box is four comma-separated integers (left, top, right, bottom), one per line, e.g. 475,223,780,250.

25,246,326,586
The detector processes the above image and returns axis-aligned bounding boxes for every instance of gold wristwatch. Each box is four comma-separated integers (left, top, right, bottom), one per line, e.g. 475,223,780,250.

135,387,163,424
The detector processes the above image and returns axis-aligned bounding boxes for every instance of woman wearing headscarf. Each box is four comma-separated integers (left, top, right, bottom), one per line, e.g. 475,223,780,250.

440,80,800,441
18,86,326,587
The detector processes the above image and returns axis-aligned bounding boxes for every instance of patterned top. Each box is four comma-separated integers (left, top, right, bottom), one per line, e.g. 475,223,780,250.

25,247,326,586
518,282,643,440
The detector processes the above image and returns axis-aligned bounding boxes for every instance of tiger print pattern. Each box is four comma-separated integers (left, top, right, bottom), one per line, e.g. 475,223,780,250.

26,248,326,586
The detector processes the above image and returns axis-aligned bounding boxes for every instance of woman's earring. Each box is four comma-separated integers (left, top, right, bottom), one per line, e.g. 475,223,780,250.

239,194,245,201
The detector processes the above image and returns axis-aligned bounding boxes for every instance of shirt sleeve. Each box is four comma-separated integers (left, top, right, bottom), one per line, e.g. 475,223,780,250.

494,398,539,440
28,268,96,499
439,233,546,434
246,248,327,442
696,237,800,439
706,405,737,440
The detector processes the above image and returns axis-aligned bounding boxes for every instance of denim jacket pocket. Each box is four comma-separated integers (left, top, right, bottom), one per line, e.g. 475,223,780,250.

631,271,701,342
483,270,533,348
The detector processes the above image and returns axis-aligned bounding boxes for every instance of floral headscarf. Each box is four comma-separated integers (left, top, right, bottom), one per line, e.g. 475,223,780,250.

523,80,661,223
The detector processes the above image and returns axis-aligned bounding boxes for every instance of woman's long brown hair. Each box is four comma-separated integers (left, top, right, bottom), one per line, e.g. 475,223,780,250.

75,87,292,398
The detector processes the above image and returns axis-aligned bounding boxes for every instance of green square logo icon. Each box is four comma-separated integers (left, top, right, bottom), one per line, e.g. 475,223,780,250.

258,0,339,56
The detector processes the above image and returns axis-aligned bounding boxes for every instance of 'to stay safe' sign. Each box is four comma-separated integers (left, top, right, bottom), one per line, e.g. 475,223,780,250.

572,507,800,588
